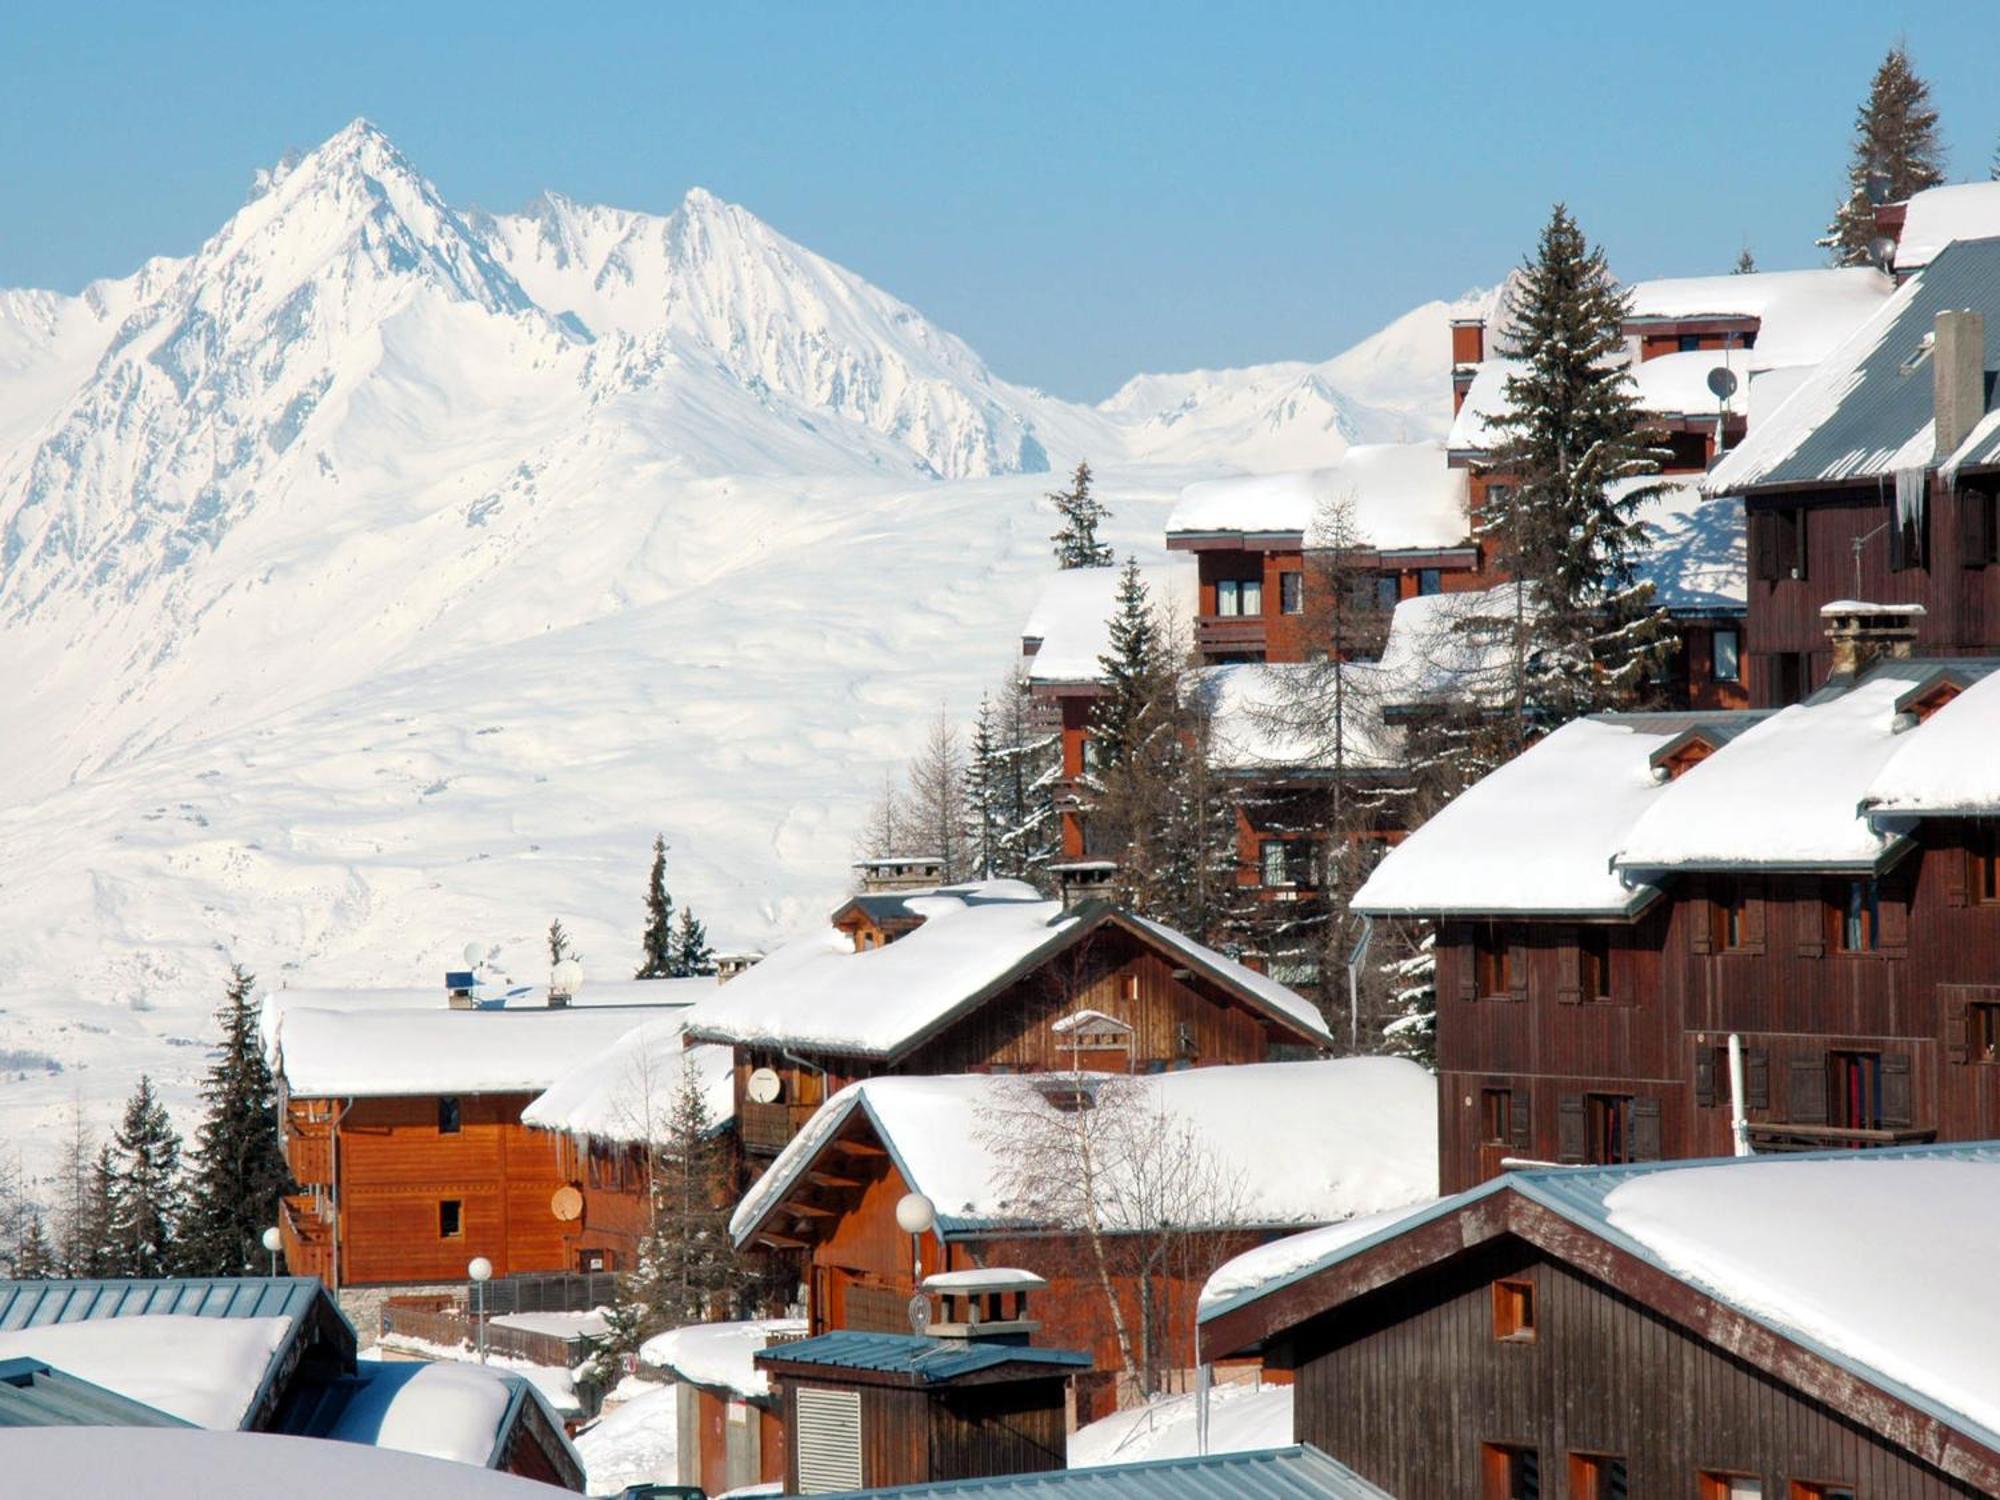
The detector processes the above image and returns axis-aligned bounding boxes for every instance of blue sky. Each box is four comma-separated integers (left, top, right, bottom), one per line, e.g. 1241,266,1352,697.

4,2,1998,399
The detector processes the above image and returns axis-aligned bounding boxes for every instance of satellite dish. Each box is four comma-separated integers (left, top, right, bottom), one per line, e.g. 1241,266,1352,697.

1870,235,1898,271
746,1067,783,1105
463,942,483,967
1706,367,1738,401
550,1184,584,1222
907,1292,931,1336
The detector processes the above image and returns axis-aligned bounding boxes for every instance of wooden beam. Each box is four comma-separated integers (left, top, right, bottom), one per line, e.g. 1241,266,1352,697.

787,1202,836,1219
806,1171,862,1190
756,1233,807,1250
831,1139,887,1158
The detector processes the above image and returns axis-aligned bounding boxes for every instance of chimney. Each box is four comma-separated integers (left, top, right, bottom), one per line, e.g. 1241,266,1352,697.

1821,601,1926,682
919,1269,1047,1345
1048,860,1116,911
714,950,763,983
853,856,945,894
1934,309,1986,461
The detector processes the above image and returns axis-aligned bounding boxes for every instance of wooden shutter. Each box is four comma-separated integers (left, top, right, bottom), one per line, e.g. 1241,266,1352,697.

1631,1096,1663,1161
1507,932,1528,1002
1787,1057,1828,1124
794,1387,864,1494
1451,926,1477,1003
1881,1053,1914,1128
1960,487,1994,568
1694,1048,1716,1107
1796,888,1826,959
1946,991,1972,1064
1751,510,1778,581
1742,887,1768,955
1747,1048,1771,1110
1509,1089,1531,1150
1557,1094,1586,1164
1947,843,1971,908
1690,880,1713,955
1557,929,1582,1005
1878,881,1910,955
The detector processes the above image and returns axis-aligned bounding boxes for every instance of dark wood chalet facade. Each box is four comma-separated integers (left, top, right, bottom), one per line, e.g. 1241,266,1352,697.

1199,1152,2000,1500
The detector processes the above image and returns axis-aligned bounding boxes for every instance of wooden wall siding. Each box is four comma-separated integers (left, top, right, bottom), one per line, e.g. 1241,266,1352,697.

1746,481,2000,707
1436,821,2000,1191
779,1375,1068,1492
286,1092,578,1286
1285,1239,1986,1500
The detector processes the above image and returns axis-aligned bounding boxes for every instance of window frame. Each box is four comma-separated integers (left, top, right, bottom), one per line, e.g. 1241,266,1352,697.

1279,570,1303,615
437,1095,462,1135
1712,627,1742,684
1826,878,1880,954
439,1199,463,1239
1374,574,1400,611
1586,1093,1634,1165
1417,567,1443,597
1481,1442,1541,1500
1577,927,1611,1001
1567,1452,1628,1500
1711,880,1748,952
1261,839,1291,889
1972,823,2000,904
1479,1088,1513,1147
1472,924,1513,999
1972,1002,2000,1065
1492,1277,1535,1343
1215,578,1242,617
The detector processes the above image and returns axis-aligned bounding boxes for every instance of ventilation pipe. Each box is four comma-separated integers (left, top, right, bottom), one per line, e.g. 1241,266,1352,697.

1727,1034,1753,1158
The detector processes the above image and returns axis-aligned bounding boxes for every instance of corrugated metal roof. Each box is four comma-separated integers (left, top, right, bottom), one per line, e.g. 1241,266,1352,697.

0,1357,193,1429
755,1331,1092,1384
0,1277,327,1332
810,1444,1394,1498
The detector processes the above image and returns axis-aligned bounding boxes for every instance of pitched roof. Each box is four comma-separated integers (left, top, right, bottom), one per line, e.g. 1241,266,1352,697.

1164,445,1470,550
1706,236,2000,492
1197,1142,2000,1480
519,1023,736,1143
1020,563,1194,687
683,895,1333,1058
730,1059,1437,1246
800,1444,1394,1498
1863,665,2000,813
1894,181,2000,273
0,1357,193,1429
755,1330,1091,1385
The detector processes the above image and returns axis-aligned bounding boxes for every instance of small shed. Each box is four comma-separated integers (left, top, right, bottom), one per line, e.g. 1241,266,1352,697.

756,1331,1090,1496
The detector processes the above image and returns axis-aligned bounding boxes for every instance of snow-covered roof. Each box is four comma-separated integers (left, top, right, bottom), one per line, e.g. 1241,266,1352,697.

1629,479,1746,614
1614,668,1954,872
1445,359,1519,453
1200,662,1399,774
1021,562,1193,686
1371,583,1532,710
1164,445,1471,550
1068,1380,1293,1469
1863,668,2000,814
1197,1142,2000,1461
1706,236,2000,493
639,1317,808,1399
1624,267,1895,365
259,978,708,1058
521,1020,736,1142
1351,717,1683,917
274,1004,663,1097
1895,181,2000,273
0,1314,292,1430
319,1361,533,1470
731,1058,1437,1244
1627,348,1747,419
684,888,1332,1057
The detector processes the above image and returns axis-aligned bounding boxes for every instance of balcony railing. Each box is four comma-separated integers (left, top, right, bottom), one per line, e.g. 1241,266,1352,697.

1196,614,1268,657
740,1099,822,1155
1745,1123,1936,1153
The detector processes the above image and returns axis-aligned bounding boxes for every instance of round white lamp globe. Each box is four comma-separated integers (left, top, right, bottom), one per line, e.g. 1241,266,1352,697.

261,1227,283,1253
463,942,482,967
468,1256,493,1282
552,958,583,992
895,1192,936,1236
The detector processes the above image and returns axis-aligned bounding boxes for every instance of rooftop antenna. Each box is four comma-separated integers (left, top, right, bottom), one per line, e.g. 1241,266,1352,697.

1852,518,1891,598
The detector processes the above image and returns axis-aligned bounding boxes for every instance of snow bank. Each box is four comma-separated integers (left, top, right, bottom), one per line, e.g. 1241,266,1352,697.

1165,444,1470,550
640,1318,809,1398
6,1428,566,1500
1864,669,2000,814
0,1313,290,1429
522,1024,737,1142
1068,1380,1293,1468
1353,718,1673,916
1197,1201,1440,1316
576,1380,681,1494
1894,182,2000,272
732,1058,1436,1242
1605,1155,2000,1441
1617,673,1914,870
490,1309,610,1340
275,1003,663,1097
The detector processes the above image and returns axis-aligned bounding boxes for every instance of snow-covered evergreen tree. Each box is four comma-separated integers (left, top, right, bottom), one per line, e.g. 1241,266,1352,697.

13,1214,54,1277
109,1075,184,1277
1379,927,1437,1069
1487,204,1670,730
1821,45,1944,265
671,907,715,978
180,966,293,1276
635,834,675,979
1733,245,1756,274
1049,459,1114,569
966,694,1004,880
548,919,573,965
995,669,1062,886
1090,558,1169,772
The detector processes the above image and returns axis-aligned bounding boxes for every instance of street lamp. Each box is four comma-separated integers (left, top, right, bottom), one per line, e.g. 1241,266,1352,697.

895,1192,935,1332
261,1226,283,1276
468,1255,494,1364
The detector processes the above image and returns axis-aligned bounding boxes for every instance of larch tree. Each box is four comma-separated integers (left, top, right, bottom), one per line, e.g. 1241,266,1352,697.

51,1098,95,1275
905,708,974,882
13,1215,54,1277
635,834,675,979
76,1145,119,1277
180,965,293,1276
1049,459,1114,569
855,772,908,866
109,1075,184,1277
1821,44,1945,265
671,907,715,978
1487,203,1671,733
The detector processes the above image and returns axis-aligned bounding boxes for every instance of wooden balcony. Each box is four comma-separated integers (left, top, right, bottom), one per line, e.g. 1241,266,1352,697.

740,1099,822,1155
280,1194,334,1285
1196,614,1267,658
1745,1123,1936,1153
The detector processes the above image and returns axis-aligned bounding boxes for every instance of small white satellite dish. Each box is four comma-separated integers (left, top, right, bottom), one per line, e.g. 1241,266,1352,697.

1706,366,1738,401
463,942,483,967
907,1292,931,1336
746,1067,783,1105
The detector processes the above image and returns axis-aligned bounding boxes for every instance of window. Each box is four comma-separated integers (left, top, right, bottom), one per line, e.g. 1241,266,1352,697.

1418,567,1443,596
1752,507,1806,582
1700,1474,1764,1500
1480,1088,1513,1146
1569,1453,1628,1500
1375,574,1400,611
437,1096,461,1134
1790,1484,1854,1500
1972,824,2000,904
1827,879,1879,953
1827,1051,1884,1130
1712,881,1748,951
1262,839,1290,888
1492,1278,1535,1341
1962,485,2000,567
1677,333,1704,353
1713,628,1741,683
1121,972,1140,1003
1588,1094,1633,1164
439,1200,462,1238
1472,924,1513,998
1577,929,1611,1001
1973,1003,2000,1064
1482,1443,1540,1500
1215,577,1263,616
577,1248,612,1273
1279,570,1303,615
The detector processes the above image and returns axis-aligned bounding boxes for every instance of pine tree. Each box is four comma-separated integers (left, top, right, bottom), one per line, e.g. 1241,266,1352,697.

1486,204,1671,731
548,919,572,965
78,1145,119,1276
1733,245,1756,275
1090,558,1168,771
966,694,1004,880
1049,460,1114,569
635,834,675,979
995,669,1062,885
180,966,293,1276
672,907,715,978
13,1215,54,1277
1821,44,1945,265
110,1076,183,1277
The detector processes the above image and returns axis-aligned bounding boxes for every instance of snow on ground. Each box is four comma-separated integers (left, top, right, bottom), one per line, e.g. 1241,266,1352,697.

0,1313,291,1428
1068,1379,1293,1467
639,1318,809,1399
574,1378,681,1494
8,1427,571,1500
489,1309,610,1340
1604,1155,2000,1441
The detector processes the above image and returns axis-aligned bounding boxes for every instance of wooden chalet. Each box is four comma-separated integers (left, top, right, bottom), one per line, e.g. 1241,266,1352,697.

1354,613,2000,1194
0,1276,582,1487
683,883,1337,1160
1199,1144,2000,1500
1706,239,2000,707
726,1058,1437,1407
269,995,688,1288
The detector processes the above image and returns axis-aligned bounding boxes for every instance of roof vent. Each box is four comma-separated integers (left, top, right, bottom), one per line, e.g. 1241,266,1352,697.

853,856,945,894
919,1269,1047,1343
1048,859,1117,911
